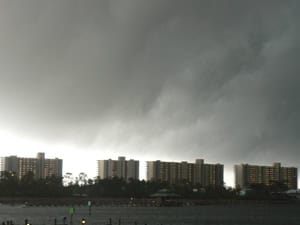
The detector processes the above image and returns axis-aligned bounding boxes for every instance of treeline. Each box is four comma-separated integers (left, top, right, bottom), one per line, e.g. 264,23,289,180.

0,171,65,197
0,171,235,198
0,171,289,199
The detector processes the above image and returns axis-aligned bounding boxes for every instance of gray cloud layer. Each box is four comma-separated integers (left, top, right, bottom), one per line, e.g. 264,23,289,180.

0,0,299,168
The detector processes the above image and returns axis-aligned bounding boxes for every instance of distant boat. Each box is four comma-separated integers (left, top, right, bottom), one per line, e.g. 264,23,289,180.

150,189,181,198
285,189,300,200
150,189,182,206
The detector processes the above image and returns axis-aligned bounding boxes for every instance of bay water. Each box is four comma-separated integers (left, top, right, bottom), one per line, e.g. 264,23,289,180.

0,204,300,225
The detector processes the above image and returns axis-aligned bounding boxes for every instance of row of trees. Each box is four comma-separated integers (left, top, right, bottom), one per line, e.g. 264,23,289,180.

0,171,289,199
0,171,64,197
0,171,236,198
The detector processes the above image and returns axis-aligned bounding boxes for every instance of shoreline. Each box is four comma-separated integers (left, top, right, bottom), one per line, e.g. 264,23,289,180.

0,197,298,207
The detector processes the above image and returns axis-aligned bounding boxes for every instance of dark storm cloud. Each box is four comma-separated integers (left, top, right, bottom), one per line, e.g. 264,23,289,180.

0,0,299,167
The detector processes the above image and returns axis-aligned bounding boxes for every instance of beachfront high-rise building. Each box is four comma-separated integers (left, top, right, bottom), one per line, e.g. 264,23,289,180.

0,155,18,175
127,159,140,180
0,153,63,179
146,159,224,186
97,157,139,181
234,162,297,190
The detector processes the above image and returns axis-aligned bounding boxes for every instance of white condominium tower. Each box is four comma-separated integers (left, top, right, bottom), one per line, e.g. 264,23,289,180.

147,159,223,186
97,156,139,181
235,162,297,190
0,152,63,179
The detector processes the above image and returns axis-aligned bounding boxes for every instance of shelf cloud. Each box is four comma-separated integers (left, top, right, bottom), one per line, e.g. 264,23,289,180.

0,0,299,173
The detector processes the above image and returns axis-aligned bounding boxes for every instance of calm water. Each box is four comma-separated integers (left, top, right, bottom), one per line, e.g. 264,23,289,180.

0,204,300,225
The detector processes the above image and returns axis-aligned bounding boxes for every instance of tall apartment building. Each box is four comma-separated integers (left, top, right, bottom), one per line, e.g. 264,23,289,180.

0,153,63,179
97,157,139,181
235,162,297,190
146,159,223,186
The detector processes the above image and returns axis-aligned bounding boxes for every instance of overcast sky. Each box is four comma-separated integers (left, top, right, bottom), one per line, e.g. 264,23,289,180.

0,0,299,186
